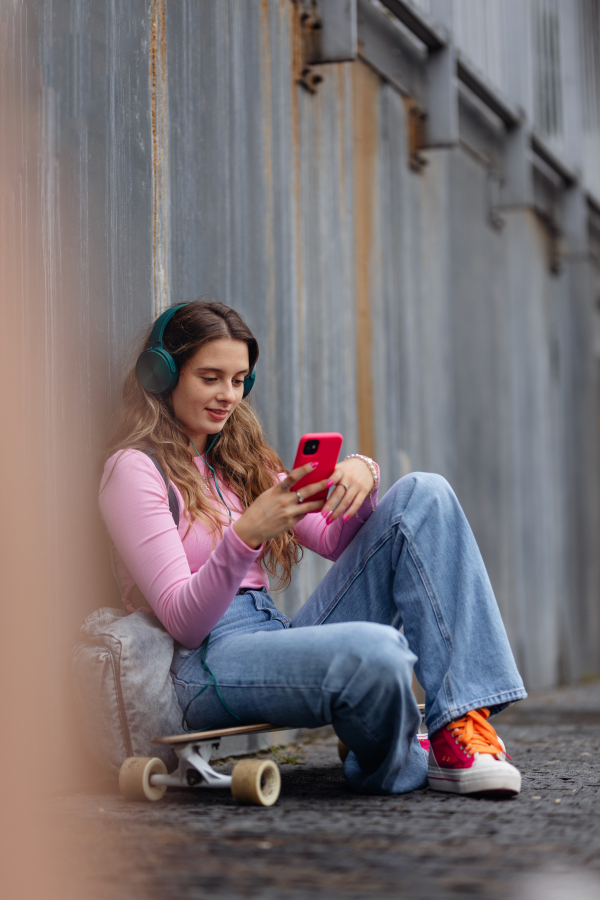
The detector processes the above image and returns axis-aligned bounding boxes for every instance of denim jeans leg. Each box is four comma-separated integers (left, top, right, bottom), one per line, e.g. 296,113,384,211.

293,473,527,736
172,618,427,795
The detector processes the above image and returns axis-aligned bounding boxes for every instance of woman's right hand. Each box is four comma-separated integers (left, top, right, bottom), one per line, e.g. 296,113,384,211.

232,463,329,549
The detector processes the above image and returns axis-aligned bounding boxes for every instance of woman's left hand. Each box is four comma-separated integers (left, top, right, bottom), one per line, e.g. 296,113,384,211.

320,457,375,523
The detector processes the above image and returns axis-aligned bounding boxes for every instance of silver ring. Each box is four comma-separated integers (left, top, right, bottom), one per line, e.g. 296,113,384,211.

296,492,303,504
281,481,291,491
340,483,349,492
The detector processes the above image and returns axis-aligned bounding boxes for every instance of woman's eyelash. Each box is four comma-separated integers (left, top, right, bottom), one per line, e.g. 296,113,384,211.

202,377,245,386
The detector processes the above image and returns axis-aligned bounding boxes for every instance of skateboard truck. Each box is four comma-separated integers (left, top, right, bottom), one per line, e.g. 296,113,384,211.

153,739,236,791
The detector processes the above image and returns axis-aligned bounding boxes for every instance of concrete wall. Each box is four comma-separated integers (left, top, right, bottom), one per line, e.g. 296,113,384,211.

2,0,600,806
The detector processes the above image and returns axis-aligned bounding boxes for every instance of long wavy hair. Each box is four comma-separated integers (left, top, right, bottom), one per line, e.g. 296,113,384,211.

106,299,303,590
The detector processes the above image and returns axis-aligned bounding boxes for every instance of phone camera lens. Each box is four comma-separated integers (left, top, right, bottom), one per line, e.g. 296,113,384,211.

303,440,319,455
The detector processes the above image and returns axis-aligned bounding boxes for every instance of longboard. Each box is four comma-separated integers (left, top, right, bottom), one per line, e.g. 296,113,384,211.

119,705,426,806
119,722,290,806
152,721,287,745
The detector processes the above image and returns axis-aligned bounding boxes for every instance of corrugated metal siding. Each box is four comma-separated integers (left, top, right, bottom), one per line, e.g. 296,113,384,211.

364,104,567,685
532,0,564,149
454,0,505,91
579,0,600,198
163,1,359,614
3,0,600,793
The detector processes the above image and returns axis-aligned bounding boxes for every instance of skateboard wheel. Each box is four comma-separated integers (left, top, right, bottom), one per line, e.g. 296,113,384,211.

231,759,281,806
337,740,350,763
119,757,168,802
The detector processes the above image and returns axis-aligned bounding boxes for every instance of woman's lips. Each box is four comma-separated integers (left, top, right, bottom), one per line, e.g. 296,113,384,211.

206,408,229,421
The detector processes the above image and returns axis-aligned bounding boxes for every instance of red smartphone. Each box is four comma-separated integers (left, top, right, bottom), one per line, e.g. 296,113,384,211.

291,432,343,502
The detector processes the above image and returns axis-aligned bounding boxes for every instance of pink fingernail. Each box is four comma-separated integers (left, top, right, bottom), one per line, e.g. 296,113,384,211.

311,462,319,469
343,515,349,522
326,480,334,488
327,514,334,524
321,509,329,518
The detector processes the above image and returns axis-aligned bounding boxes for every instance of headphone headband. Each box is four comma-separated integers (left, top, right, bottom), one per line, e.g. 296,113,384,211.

148,303,189,346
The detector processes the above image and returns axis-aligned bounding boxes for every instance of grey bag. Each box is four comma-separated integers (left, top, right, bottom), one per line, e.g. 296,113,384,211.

72,608,182,774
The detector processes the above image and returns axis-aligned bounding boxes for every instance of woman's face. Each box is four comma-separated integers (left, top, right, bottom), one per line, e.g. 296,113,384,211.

170,338,250,452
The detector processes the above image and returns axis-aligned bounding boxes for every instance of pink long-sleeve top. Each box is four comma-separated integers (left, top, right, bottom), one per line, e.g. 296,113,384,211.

99,449,379,649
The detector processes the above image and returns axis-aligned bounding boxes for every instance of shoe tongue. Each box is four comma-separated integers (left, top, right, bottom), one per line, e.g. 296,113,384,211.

464,708,503,755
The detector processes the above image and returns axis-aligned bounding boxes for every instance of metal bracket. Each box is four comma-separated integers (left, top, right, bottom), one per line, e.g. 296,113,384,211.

498,122,534,211
404,98,428,172
297,1,324,93
310,0,357,63
150,739,233,791
425,41,459,149
487,171,506,231
296,0,358,94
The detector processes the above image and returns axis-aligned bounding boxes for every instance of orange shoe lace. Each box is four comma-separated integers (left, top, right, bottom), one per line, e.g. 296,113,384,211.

447,708,510,759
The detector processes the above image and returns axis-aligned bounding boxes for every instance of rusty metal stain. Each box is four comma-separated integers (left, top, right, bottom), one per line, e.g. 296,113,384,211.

150,0,169,316
403,95,428,172
335,64,356,424
352,60,380,460
290,0,305,392
260,0,277,420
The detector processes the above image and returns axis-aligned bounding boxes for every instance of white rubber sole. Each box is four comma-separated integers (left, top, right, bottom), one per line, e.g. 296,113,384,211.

427,760,522,795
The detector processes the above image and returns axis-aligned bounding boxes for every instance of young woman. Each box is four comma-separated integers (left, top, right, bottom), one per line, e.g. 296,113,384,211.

100,300,527,797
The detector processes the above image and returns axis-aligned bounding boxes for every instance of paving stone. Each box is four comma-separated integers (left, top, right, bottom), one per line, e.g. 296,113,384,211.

58,683,600,899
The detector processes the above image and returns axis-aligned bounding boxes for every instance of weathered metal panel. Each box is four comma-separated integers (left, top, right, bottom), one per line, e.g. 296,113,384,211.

357,0,428,105
532,0,564,148
4,0,600,794
286,60,359,612
346,54,597,687
369,79,457,488
578,0,600,199
313,0,358,62
454,0,505,91
160,0,360,613
501,211,565,688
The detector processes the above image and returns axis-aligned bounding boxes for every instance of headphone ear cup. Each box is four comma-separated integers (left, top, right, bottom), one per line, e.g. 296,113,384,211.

136,347,179,394
243,366,256,398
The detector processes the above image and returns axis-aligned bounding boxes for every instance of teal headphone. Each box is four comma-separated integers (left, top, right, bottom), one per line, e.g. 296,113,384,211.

136,303,257,397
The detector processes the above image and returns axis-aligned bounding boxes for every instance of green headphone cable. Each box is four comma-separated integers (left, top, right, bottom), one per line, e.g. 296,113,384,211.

181,634,241,732
189,433,232,520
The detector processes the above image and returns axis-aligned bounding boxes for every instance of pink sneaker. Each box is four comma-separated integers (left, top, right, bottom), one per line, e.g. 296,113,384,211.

427,708,521,796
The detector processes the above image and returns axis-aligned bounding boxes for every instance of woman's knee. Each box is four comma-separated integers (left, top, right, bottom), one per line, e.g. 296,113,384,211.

399,471,452,496
386,471,457,515
325,623,415,696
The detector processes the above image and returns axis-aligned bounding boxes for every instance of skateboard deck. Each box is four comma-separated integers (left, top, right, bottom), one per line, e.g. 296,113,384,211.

152,722,288,745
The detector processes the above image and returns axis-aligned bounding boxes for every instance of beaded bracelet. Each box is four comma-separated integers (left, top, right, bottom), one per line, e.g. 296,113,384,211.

344,453,379,510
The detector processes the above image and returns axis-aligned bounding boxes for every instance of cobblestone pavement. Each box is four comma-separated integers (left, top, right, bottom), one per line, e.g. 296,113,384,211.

60,683,600,900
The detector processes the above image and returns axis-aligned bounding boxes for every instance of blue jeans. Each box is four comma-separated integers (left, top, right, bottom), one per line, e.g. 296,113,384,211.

171,473,527,794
